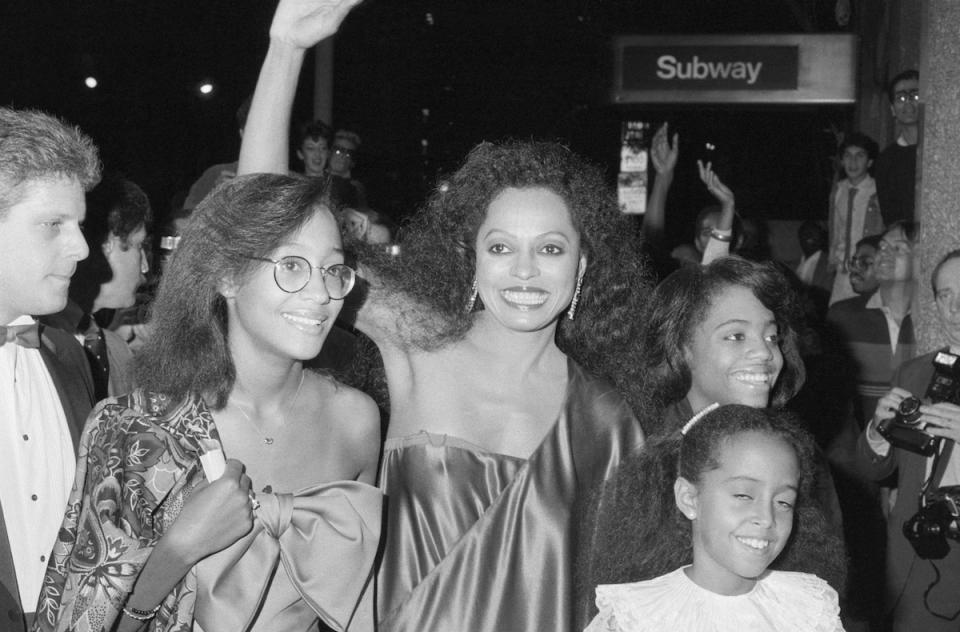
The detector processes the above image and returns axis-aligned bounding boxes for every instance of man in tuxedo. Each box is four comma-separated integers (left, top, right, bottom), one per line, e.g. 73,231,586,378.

0,107,100,629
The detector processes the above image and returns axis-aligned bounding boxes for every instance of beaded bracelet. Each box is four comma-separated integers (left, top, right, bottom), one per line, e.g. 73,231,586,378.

122,603,162,621
709,228,733,242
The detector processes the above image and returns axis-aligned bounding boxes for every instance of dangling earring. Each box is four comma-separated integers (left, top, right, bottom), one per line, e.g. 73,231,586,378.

464,278,479,313
567,275,583,320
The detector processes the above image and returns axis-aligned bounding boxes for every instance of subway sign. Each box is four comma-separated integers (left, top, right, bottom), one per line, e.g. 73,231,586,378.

612,34,857,104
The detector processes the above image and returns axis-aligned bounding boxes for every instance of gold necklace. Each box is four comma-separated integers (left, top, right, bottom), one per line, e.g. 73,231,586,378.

230,371,306,446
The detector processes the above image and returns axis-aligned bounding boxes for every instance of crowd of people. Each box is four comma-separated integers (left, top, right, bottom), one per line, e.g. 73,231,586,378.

1,1,954,631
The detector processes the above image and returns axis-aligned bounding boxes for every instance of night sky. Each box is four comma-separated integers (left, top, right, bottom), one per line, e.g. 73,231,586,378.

2,0,849,245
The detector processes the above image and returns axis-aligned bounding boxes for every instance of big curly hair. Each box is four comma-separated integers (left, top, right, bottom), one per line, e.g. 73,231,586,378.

135,173,332,408
358,140,653,413
588,404,846,594
638,256,806,435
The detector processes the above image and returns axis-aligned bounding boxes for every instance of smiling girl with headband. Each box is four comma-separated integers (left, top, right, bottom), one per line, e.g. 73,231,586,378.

585,404,844,632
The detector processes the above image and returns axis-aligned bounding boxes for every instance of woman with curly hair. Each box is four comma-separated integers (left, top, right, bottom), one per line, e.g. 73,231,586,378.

35,172,382,631
586,256,847,607
237,3,650,631
585,404,844,631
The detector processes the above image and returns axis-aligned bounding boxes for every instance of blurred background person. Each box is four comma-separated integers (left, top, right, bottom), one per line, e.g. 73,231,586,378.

848,234,882,296
828,132,883,306
295,118,333,179
327,129,368,209
795,219,834,318
182,96,252,214
42,173,151,401
828,221,918,427
875,70,920,225
340,206,398,246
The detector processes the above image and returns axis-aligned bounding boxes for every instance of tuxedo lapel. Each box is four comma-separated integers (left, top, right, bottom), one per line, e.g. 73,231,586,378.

37,324,95,450
0,499,27,631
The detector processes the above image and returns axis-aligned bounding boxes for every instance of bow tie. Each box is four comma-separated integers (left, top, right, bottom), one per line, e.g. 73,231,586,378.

195,481,382,632
0,323,41,348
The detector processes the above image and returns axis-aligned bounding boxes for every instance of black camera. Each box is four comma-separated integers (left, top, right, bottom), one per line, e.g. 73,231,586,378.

904,486,960,559
877,351,960,456
877,396,937,455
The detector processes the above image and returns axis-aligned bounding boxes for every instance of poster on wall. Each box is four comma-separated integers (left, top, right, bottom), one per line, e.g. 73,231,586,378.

618,120,649,215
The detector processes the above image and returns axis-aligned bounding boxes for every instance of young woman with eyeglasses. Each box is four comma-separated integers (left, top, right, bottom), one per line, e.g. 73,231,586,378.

36,174,382,631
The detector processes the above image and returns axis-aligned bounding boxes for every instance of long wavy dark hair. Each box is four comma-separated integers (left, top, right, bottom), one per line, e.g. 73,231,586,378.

356,140,654,415
638,256,805,435
135,173,332,409
589,404,846,593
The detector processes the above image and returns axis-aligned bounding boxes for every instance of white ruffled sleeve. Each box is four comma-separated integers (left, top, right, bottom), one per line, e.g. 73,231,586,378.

758,570,845,632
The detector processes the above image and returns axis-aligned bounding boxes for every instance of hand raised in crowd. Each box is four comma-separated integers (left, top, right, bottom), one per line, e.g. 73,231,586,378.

697,160,735,210
919,401,960,445
164,459,254,565
650,122,679,175
269,0,364,49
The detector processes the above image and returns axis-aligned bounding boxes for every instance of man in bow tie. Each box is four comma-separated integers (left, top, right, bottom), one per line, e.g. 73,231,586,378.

0,106,100,630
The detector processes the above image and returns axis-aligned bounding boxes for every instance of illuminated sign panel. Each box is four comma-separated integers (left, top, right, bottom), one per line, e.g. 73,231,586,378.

624,46,798,91
612,34,856,104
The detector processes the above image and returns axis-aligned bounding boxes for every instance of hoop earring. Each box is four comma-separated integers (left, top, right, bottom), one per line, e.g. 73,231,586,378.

567,276,583,320
464,278,479,313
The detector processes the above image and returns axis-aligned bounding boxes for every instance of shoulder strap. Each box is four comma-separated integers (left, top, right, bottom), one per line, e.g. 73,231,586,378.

930,439,955,491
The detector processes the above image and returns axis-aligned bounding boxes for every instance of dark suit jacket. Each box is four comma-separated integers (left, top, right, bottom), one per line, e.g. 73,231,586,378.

856,350,960,628
810,251,835,295
0,324,93,630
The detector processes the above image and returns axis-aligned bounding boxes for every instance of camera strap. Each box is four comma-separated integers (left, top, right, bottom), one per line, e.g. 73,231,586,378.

923,440,956,500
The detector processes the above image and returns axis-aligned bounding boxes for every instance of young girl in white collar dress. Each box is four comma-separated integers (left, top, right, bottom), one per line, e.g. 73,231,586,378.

586,404,845,632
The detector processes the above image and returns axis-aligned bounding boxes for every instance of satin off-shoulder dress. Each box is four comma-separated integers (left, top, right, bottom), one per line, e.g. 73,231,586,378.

376,360,644,632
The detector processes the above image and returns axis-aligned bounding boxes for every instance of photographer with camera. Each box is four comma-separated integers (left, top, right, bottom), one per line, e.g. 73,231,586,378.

858,249,960,630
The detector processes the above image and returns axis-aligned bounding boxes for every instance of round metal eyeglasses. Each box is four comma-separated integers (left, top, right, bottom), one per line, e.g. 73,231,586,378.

248,255,356,299
894,90,920,105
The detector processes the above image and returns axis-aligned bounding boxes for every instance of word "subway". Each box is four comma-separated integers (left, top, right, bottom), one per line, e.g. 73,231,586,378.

656,55,763,85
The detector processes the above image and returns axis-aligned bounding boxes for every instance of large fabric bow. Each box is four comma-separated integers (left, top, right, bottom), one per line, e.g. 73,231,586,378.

0,322,41,348
194,480,382,632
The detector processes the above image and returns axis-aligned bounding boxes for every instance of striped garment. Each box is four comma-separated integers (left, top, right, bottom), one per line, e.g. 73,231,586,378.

827,292,916,424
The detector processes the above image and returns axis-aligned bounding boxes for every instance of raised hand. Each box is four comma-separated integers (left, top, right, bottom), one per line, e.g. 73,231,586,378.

269,0,365,49
650,123,679,175
164,458,254,565
697,160,735,209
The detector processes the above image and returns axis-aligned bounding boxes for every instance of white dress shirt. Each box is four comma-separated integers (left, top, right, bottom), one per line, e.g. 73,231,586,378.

0,315,76,611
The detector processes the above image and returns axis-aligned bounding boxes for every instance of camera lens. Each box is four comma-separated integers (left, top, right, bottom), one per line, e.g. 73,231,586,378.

897,397,923,425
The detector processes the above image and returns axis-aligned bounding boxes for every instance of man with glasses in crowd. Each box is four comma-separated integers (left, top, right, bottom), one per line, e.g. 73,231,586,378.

327,129,368,209
829,221,918,427
875,69,920,225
